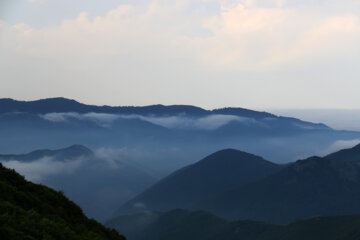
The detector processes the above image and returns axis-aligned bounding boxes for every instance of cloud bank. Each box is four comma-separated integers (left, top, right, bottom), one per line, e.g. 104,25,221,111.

2,156,84,182
1,0,360,108
319,139,360,156
40,112,257,130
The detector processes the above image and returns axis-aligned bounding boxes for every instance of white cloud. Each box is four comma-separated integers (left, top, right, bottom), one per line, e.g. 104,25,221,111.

26,0,48,3
137,114,251,130
41,112,121,127
41,112,80,122
1,0,360,108
2,1,359,70
2,157,84,182
319,139,360,156
40,112,257,130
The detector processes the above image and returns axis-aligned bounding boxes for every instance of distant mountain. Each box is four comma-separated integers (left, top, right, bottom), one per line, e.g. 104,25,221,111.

0,144,93,162
0,97,274,118
0,145,158,221
117,149,282,215
199,147,360,223
107,209,360,240
0,162,125,240
107,209,228,240
0,97,353,169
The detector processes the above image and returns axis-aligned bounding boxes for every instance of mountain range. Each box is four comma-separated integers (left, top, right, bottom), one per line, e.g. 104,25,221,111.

107,209,360,240
2,97,360,224
117,149,282,215
0,97,358,174
0,144,93,162
0,97,291,118
117,144,360,223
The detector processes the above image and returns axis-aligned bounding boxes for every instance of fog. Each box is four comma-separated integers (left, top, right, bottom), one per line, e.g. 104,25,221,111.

2,156,84,182
40,112,258,130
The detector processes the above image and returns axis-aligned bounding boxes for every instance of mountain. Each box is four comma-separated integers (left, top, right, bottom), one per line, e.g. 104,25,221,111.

107,209,228,240
0,145,158,221
0,98,274,118
0,144,93,162
107,209,360,240
325,143,360,162
0,162,125,240
117,149,281,215
199,149,360,223
0,97,356,170
210,214,360,240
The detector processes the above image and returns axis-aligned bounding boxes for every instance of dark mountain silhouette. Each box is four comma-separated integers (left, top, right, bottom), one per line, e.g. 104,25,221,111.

199,148,360,223
325,143,360,162
117,149,281,215
107,209,360,240
0,162,125,240
0,144,93,162
107,209,228,240
0,97,275,118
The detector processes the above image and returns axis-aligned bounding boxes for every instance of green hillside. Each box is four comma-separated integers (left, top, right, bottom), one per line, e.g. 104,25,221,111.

0,162,125,240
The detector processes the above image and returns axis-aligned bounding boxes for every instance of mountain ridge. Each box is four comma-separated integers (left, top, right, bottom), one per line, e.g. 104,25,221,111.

0,97,300,120
117,149,282,215
198,145,360,223
107,209,360,240
0,144,93,162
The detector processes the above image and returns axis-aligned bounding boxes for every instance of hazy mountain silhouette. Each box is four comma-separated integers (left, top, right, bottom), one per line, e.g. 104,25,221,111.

0,144,93,162
325,143,360,162
1,97,357,170
116,144,360,224
199,145,360,223
107,209,360,240
107,209,228,240
0,97,275,118
117,149,281,215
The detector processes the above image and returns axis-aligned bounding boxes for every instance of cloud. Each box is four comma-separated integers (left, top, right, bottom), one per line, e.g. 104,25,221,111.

41,112,121,127
2,156,84,182
26,0,48,3
41,112,80,122
133,114,249,130
133,202,147,210
2,1,359,70
40,112,257,130
94,147,126,169
0,146,146,182
1,0,360,108
319,139,360,156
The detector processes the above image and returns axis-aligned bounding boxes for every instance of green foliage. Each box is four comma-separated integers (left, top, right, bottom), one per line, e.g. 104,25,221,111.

0,163,125,240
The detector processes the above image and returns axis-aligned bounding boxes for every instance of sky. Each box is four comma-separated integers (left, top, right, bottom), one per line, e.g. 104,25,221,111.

1,0,360,110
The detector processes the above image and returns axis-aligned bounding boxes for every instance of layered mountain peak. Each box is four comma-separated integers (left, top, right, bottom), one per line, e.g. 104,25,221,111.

289,156,360,182
117,148,281,215
197,148,273,165
199,152,360,223
0,144,93,162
